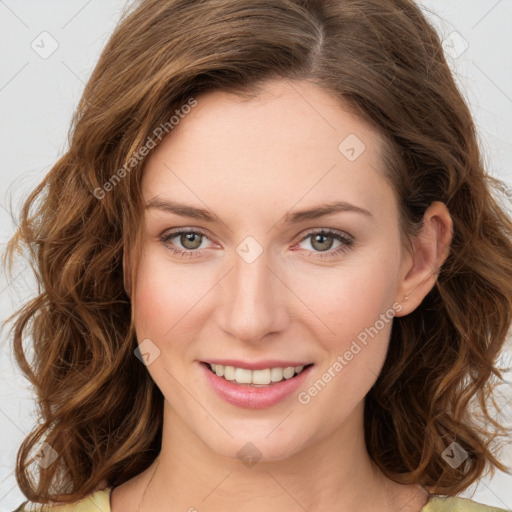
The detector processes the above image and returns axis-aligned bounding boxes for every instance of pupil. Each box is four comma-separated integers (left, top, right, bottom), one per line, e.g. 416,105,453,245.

183,232,200,249
314,234,332,251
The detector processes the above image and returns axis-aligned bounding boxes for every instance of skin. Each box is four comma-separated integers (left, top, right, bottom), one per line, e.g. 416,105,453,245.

110,79,453,512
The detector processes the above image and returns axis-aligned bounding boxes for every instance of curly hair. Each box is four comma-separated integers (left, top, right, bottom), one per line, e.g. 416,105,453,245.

4,0,512,505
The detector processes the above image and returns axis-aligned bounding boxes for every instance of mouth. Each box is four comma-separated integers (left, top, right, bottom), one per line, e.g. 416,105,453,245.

200,360,315,409
202,362,314,387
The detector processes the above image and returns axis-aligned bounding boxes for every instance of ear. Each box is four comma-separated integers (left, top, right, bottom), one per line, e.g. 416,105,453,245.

394,201,453,317
123,246,131,299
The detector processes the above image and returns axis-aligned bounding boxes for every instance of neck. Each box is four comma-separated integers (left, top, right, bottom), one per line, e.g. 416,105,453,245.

131,400,427,512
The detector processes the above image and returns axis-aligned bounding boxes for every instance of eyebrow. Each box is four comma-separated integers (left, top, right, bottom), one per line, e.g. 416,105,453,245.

146,198,372,224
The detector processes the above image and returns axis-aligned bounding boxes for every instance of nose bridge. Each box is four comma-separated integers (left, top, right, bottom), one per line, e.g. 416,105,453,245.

219,237,288,343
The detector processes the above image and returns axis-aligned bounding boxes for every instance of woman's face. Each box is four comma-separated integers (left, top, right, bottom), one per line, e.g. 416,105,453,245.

132,79,411,462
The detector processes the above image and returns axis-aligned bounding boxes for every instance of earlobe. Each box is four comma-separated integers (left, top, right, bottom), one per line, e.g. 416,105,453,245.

394,201,453,316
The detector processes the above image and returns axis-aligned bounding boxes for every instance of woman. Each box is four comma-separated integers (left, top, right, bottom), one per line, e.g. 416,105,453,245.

6,0,512,511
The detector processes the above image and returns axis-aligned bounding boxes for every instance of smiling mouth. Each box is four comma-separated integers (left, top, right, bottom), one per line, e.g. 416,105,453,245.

203,362,314,387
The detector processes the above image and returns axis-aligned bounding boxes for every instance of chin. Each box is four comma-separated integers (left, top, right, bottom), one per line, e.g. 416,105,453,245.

199,424,313,465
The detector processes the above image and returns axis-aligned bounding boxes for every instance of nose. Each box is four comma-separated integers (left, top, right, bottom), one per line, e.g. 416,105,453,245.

217,244,290,345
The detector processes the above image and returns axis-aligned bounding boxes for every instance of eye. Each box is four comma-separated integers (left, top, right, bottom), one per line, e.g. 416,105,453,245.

160,227,355,260
295,229,354,259
160,228,213,258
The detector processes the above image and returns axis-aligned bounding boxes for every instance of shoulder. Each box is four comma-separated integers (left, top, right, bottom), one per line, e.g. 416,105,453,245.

12,487,112,512
422,496,511,512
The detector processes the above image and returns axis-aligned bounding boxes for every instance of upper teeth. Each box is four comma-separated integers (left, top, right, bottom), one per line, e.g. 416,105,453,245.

209,364,305,385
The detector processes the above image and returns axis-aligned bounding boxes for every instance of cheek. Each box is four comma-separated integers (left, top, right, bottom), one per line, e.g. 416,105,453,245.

132,247,209,339
132,253,170,338
295,282,396,431
293,247,402,417
290,247,400,352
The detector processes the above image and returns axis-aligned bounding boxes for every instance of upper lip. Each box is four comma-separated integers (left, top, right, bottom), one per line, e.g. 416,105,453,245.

202,359,313,370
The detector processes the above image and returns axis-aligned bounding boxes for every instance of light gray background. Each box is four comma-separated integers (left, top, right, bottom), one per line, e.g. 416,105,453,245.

1,1,511,510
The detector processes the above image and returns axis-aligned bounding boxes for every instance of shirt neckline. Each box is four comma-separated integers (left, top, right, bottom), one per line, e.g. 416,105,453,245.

103,486,440,512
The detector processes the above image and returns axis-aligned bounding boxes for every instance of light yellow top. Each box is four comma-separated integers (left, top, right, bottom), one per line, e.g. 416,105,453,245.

13,487,512,511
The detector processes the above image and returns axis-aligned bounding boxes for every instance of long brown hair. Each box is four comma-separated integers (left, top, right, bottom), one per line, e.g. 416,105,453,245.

4,0,512,505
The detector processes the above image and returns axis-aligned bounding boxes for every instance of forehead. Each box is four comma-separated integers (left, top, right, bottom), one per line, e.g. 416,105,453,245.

142,79,396,226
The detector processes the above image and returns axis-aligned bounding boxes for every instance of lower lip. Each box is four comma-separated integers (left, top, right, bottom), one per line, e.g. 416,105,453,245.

201,363,313,409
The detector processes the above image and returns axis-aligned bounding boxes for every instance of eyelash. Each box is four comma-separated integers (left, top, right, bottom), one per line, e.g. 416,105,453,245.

160,228,354,260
